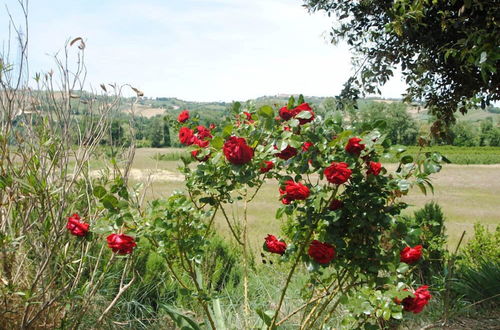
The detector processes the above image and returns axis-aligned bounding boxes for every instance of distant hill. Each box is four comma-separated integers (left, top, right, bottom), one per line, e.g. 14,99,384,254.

123,94,499,123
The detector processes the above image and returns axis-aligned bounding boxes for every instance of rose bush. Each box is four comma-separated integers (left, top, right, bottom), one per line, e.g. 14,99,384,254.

157,95,445,328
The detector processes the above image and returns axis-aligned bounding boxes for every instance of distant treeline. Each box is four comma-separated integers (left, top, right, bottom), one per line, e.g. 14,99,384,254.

96,98,500,148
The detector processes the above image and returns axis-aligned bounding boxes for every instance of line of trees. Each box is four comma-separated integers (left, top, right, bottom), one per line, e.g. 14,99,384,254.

97,101,500,148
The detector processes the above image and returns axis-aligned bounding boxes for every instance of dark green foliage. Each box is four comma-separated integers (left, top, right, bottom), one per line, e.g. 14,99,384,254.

452,258,500,307
202,236,242,293
163,118,171,147
479,117,500,147
408,202,448,284
304,0,500,126
150,119,164,148
450,121,480,147
110,120,124,146
450,224,500,307
356,101,418,145
457,224,500,270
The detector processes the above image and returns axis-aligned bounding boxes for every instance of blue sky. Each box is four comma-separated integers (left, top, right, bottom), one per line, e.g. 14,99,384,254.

0,0,405,101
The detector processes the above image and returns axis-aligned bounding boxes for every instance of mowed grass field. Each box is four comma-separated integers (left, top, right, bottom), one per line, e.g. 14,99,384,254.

125,148,500,252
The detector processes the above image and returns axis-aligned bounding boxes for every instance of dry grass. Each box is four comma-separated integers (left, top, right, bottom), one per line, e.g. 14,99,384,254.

126,148,500,252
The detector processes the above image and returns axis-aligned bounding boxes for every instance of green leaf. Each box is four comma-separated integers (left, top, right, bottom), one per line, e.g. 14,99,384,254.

211,136,224,149
212,299,227,330
102,194,119,210
287,95,295,109
163,305,201,330
256,309,274,326
93,186,106,199
400,155,413,164
295,110,312,119
392,312,403,320
258,105,274,118
222,125,233,138
297,94,305,104
397,262,409,273
373,119,387,130
397,180,410,191
423,160,441,174
232,101,241,113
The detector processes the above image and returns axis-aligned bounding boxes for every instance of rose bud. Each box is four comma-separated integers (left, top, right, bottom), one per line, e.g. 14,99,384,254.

260,161,274,173
329,199,343,211
280,180,310,203
107,233,137,255
324,162,352,185
293,103,315,125
264,234,287,255
402,285,432,314
177,109,189,123
279,106,295,120
66,213,89,236
400,245,423,264
308,240,336,264
178,127,195,145
276,145,298,160
345,137,365,155
367,161,382,176
302,141,313,152
223,136,254,165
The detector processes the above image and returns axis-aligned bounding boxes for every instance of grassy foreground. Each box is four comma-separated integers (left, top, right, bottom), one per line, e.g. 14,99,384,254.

118,148,500,252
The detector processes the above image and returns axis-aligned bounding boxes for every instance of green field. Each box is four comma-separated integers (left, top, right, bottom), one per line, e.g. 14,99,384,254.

119,148,500,252
382,146,500,165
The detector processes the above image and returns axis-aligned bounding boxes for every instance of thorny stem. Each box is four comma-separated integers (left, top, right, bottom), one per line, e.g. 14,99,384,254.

242,195,250,328
270,188,340,328
218,201,243,245
269,226,315,329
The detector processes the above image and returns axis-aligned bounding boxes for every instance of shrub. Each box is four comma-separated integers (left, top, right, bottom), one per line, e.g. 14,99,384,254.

148,96,447,329
451,224,500,307
452,258,500,307
457,224,500,270
412,202,448,283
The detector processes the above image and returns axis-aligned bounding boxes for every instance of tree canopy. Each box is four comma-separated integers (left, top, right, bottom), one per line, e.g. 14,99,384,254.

304,0,499,128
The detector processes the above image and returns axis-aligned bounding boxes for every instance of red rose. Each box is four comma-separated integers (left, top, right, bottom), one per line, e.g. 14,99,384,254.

367,161,382,176
293,103,315,125
400,245,423,264
324,162,352,184
329,199,343,211
279,106,295,120
179,127,195,145
302,141,313,152
107,233,137,255
177,110,189,123
345,137,365,155
260,161,274,173
191,149,210,162
264,234,287,255
66,213,89,236
223,136,254,165
402,285,431,314
196,125,212,140
276,145,298,160
243,111,255,124
308,240,336,264
209,123,216,130
193,138,209,148
280,180,310,203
